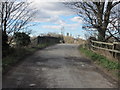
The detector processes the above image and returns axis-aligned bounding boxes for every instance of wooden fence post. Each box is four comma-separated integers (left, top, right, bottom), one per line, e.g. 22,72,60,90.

90,39,92,50
90,40,120,59
112,43,116,58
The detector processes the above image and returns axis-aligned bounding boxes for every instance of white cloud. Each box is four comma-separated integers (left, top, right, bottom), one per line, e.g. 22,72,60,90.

64,23,80,29
42,25,61,29
42,23,79,30
26,1,82,32
70,16,83,23
28,1,75,23
26,0,95,3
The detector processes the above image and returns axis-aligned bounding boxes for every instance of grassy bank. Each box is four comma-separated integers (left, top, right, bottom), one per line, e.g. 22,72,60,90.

2,43,55,73
79,47,120,79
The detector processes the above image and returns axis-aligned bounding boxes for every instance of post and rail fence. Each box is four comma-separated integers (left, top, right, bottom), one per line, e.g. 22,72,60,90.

89,40,120,59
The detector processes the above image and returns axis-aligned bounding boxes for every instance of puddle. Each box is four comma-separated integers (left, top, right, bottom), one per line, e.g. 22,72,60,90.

42,68,47,71
29,84,36,87
36,62,44,65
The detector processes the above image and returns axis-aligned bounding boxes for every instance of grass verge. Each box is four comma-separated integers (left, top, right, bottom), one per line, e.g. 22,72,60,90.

2,43,56,74
79,47,120,79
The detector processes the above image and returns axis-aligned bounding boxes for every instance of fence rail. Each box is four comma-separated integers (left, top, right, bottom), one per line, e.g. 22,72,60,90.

90,40,120,58
90,40,120,53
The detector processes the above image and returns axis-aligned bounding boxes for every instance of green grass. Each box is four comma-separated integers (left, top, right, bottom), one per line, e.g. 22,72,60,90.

79,47,120,78
79,47,120,70
2,43,55,73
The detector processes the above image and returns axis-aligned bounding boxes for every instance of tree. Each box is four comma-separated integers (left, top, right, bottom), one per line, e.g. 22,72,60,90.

2,30,9,57
67,33,69,36
0,0,36,45
14,32,31,47
105,4,120,41
0,0,36,56
65,0,120,41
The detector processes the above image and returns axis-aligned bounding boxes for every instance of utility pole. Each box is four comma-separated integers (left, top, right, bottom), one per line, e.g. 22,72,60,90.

61,26,64,36
61,26,64,43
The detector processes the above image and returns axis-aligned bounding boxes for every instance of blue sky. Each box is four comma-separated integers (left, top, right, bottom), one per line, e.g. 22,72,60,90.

27,1,86,39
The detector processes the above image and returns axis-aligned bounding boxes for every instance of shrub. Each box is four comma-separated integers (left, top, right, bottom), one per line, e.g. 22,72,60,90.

2,31,9,57
14,32,31,47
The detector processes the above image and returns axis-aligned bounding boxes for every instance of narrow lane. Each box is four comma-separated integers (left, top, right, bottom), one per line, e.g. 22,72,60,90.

3,44,116,88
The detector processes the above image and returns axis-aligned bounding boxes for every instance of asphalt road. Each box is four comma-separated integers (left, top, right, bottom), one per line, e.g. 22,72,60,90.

3,44,117,88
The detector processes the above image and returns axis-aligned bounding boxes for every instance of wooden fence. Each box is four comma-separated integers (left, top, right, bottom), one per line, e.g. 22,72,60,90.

90,40,120,58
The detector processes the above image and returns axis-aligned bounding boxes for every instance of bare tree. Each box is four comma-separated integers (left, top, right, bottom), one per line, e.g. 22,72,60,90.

106,4,120,41
65,0,120,41
0,0,36,44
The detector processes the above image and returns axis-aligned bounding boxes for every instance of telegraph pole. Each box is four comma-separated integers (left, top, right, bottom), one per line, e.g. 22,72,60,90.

61,26,64,36
61,26,64,43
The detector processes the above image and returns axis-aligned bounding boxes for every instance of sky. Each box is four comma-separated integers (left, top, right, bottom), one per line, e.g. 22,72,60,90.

27,0,87,39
